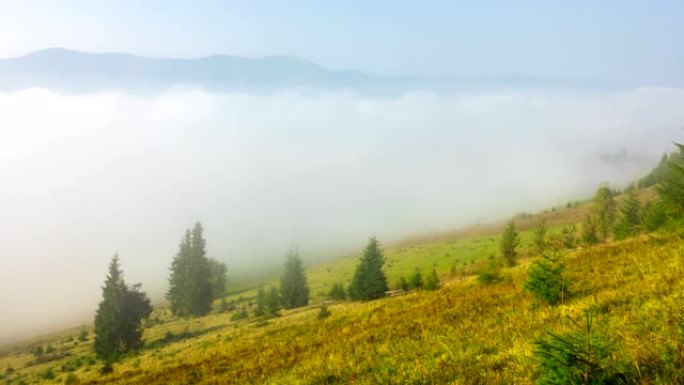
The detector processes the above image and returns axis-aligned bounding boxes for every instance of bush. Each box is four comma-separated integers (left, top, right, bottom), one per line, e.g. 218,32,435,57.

534,312,635,384
524,253,570,305
409,268,423,289
39,367,56,380
64,373,81,385
230,309,249,321
317,304,331,320
477,267,503,284
424,268,441,291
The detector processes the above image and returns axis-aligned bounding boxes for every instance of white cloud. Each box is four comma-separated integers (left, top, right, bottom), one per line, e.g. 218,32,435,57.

0,86,683,343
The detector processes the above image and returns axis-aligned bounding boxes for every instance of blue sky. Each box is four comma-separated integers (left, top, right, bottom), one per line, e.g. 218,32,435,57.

1,1,683,83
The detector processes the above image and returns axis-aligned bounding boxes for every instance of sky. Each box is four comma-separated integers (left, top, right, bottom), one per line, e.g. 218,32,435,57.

0,0,683,85
1,1,684,344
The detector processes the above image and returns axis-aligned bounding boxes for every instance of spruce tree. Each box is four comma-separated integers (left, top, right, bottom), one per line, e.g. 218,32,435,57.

254,287,266,317
94,255,152,362
658,143,684,216
208,258,228,300
166,222,213,317
328,283,346,301
94,255,125,362
349,237,389,301
614,191,642,240
279,250,310,309
533,217,548,255
409,268,423,289
524,253,569,305
424,268,441,291
582,215,599,245
265,287,281,317
592,186,616,243
500,221,520,266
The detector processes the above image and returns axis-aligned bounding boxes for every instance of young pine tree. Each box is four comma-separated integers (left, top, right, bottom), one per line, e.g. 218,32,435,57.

167,223,213,317
254,287,266,317
208,258,228,300
265,287,281,317
592,186,617,243
533,217,548,255
409,268,423,290
424,268,441,291
327,282,346,301
524,253,569,305
279,250,310,309
582,215,599,245
398,276,410,292
349,237,389,301
500,221,520,266
614,191,642,240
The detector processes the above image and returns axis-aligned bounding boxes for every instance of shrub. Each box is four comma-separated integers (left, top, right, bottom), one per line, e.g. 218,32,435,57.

524,253,570,305
534,312,635,384
317,304,331,320
424,268,441,291
230,309,249,321
409,268,423,289
64,373,81,385
39,367,56,380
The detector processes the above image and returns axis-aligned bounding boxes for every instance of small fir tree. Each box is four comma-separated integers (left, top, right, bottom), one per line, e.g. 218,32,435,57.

524,253,569,305
533,217,548,254
424,268,441,291
409,268,423,289
500,221,520,266
327,282,346,301
279,250,310,309
265,287,281,317
592,186,617,243
349,237,389,300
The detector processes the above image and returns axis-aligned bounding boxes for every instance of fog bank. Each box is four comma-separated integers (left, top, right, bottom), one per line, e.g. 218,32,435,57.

0,87,683,343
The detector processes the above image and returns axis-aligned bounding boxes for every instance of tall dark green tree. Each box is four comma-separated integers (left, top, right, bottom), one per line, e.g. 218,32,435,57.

94,255,125,362
279,250,310,309
658,143,684,217
349,237,389,301
500,221,520,266
94,255,152,362
592,186,617,243
208,258,228,300
167,222,213,317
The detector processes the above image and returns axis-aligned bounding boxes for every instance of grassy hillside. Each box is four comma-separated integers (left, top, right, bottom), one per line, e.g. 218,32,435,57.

1,187,670,385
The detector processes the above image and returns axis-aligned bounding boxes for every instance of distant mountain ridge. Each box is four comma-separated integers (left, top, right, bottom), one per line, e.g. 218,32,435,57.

0,48,626,94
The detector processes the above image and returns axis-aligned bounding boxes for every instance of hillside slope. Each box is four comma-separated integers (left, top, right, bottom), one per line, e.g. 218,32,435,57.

2,226,682,384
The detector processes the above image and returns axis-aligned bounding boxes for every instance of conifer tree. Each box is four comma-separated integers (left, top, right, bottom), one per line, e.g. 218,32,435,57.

582,215,599,245
167,222,213,317
658,143,684,216
524,253,569,305
424,268,441,291
349,237,389,301
409,268,423,289
614,190,642,240
208,258,228,300
94,255,152,362
500,221,520,266
592,186,616,243
398,276,410,292
279,250,310,309
254,287,266,317
94,255,125,362
327,283,346,301
533,217,548,255
265,287,281,317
